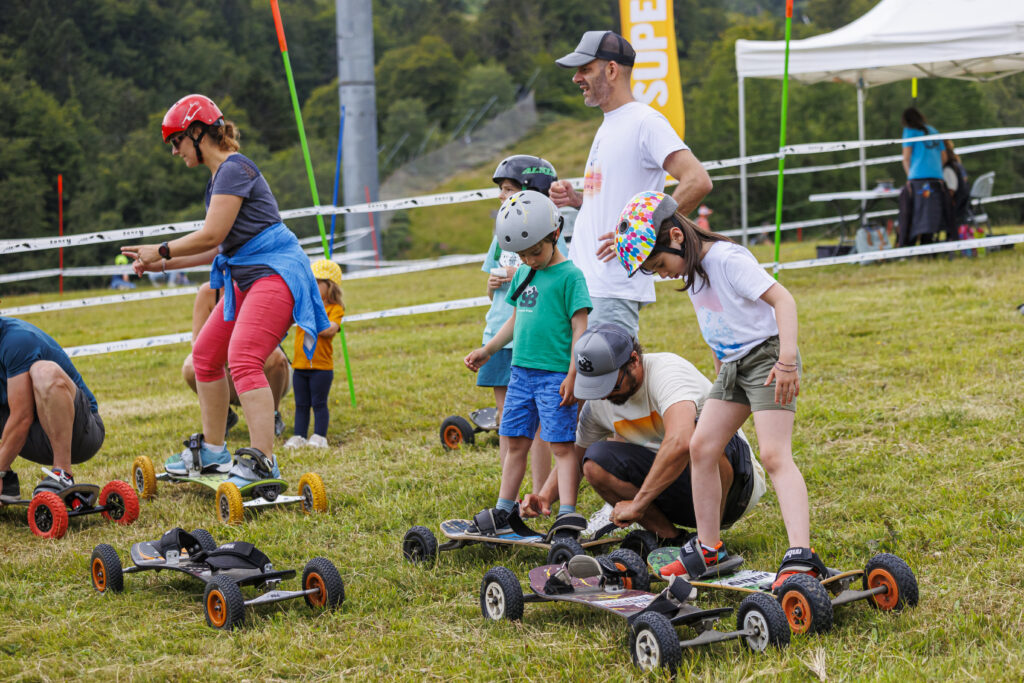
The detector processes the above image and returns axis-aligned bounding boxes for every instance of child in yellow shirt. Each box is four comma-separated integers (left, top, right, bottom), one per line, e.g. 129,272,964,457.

284,259,344,449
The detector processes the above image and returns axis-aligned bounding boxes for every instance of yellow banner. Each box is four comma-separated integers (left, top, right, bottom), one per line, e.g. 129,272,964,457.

619,0,685,138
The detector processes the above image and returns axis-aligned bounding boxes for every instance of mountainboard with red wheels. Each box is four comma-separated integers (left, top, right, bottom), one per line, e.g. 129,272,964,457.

480,551,789,673
130,454,328,525
648,547,919,635
439,407,497,450
89,527,345,630
0,468,139,539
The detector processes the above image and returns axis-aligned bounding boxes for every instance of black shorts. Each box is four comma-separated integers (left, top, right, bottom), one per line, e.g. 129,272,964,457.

0,387,105,466
582,432,754,529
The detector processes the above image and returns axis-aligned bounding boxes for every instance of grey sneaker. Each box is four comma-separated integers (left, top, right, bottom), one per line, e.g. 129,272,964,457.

0,470,20,502
274,411,286,437
225,408,239,438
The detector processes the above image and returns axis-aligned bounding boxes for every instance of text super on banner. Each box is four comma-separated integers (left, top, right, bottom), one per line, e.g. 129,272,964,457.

619,0,685,137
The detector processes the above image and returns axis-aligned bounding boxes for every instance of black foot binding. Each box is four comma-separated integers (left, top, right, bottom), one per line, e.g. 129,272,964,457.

544,512,587,542
466,507,512,537
771,547,829,591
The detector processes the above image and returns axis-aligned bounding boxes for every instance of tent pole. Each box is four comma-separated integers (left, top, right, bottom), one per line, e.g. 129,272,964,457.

739,76,748,246
857,77,867,221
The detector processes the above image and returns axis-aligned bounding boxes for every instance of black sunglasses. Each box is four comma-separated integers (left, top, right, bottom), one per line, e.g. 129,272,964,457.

168,132,188,149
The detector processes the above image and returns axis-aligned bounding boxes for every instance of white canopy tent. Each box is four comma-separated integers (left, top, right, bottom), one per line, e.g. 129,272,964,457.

733,0,1024,240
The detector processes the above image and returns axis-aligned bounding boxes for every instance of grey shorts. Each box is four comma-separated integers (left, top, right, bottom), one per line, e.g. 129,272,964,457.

0,387,105,466
589,297,641,338
709,336,801,412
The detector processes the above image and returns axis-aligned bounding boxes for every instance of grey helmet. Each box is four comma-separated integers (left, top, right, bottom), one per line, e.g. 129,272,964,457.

495,190,562,252
492,155,558,195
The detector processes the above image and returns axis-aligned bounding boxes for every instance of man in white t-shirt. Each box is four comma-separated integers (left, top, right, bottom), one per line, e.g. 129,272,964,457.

549,31,712,338
523,323,766,544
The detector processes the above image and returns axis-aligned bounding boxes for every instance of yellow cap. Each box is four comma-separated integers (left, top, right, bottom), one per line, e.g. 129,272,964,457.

311,259,342,287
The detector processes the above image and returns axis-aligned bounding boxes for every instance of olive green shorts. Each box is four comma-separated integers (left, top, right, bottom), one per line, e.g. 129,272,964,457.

708,336,801,412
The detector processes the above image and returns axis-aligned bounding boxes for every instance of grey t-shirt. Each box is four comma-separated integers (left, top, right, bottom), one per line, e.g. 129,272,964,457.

205,154,282,290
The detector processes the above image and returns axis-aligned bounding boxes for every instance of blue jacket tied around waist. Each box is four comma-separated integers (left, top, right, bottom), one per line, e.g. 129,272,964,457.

210,222,330,361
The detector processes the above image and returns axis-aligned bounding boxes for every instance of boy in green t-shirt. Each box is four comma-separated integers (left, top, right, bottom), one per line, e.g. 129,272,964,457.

464,190,592,537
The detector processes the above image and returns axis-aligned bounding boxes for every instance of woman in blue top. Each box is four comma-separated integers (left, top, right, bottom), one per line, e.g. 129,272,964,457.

898,107,951,246
123,94,329,483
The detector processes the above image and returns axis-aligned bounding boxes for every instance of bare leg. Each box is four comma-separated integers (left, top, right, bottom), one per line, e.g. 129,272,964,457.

28,362,76,474
752,410,809,547
238,386,275,457
264,348,290,410
689,399,750,547
493,386,508,469
196,378,230,450
549,441,581,509
498,436,531,501
528,428,551,494
182,354,197,394
191,283,217,343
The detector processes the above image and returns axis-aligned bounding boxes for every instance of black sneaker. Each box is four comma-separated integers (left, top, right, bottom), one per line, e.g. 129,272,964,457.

274,410,286,437
225,407,239,438
0,470,20,502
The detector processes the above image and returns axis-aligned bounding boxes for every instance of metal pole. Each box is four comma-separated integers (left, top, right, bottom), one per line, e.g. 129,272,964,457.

857,77,867,221
739,76,748,247
337,0,380,271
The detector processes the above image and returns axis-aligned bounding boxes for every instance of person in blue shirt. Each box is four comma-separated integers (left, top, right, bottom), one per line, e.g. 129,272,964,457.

122,94,328,486
0,317,105,501
898,107,952,247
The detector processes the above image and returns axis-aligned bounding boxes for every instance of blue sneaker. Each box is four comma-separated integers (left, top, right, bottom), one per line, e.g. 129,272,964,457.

224,447,280,487
165,433,231,475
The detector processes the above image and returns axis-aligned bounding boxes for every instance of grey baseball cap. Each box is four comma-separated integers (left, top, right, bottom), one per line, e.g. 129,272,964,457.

556,31,636,69
573,323,636,400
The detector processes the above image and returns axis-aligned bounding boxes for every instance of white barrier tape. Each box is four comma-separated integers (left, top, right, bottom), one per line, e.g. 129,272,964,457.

297,227,374,247
5,128,1019,257
711,138,1024,181
343,254,487,280
771,233,1024,270
0,287,199,317
64,296,492,358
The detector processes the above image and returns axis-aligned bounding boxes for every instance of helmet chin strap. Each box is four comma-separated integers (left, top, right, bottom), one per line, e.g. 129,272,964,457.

187,126,208,164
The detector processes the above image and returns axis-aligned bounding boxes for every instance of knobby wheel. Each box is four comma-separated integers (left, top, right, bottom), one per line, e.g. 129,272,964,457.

297,472,328,513
777,573,833,634
131,456,157,499
737,592,790,652
864,553,919,611
546,536,585,565
302,557,345,609
90,544,124,593
480,566,523,621
204,576,245,630
27,491,69,539
402,526,438,563
216,482,244,525
608,548,651,592
629,611,681,672
99,480,140,525
439,416,474,450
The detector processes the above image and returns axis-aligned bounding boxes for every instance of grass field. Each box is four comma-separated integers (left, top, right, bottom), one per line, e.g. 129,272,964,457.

2,236,1024,681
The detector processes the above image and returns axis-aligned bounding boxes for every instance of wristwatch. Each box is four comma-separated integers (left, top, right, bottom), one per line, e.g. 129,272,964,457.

158,242,171,260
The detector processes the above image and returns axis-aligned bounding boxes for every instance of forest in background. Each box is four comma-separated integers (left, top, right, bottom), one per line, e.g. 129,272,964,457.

2,0,1022,289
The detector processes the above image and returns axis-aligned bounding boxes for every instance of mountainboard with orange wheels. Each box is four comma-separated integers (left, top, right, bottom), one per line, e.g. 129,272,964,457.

0,467,139,539
130,454,327,525
647,548,919,635
439,407,497,450
480,551,789,673
89,527,344,630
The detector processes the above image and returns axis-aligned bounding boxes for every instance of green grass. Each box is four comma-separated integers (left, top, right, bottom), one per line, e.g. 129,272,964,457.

2,236,1024,680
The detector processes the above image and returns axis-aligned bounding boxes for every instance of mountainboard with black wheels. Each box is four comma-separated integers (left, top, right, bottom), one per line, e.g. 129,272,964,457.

648,547,919,635
479,550,789,673
88,527,345,630
0,467,140,539
439,407,497,450
131,439,328,525
402,503,654,565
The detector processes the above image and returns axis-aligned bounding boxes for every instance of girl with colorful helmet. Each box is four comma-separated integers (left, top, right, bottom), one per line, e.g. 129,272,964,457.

616,190,828,591
285,259,344,450
122,94,331,483
480,156,568,495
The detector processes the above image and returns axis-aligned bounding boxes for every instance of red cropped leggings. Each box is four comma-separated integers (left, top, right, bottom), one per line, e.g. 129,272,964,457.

192,275,294,395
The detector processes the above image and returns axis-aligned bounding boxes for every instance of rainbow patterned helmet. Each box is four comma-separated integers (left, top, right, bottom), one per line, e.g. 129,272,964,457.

615,191,679,277
311,259,342,287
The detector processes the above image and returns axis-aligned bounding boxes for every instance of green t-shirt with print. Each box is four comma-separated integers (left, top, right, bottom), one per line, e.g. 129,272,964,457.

504,260,592,373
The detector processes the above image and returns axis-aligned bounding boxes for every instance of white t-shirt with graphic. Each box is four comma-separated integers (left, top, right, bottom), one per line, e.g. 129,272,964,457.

568,101,687,303
688,242,778,363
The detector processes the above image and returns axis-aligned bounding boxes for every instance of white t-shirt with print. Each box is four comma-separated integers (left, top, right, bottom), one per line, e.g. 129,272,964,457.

568,101,687,304
576,352,765,521
688,242,778,363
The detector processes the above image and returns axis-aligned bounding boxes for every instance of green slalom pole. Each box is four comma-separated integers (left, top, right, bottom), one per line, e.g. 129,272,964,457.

271,0,357,407
772,0,795,279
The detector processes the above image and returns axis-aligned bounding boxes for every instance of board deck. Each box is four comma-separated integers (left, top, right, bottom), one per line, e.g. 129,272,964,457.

440,519,622,549
157,472,288,496
648,546,861,593
468,407,498,431
526,564,658,618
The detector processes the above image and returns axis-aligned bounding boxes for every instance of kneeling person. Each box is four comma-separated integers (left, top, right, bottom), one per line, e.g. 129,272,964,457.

526,323,765,546
0,317,105,500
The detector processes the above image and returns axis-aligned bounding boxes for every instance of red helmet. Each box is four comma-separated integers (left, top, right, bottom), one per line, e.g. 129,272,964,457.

161,94,223,142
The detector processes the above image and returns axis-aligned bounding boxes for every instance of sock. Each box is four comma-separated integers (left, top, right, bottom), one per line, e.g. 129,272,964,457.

206,442,227,453
557,504,576,516
495,498,515,514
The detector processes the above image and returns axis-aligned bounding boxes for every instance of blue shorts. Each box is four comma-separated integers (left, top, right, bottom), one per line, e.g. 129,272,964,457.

476,347,513,387
499,366,577,443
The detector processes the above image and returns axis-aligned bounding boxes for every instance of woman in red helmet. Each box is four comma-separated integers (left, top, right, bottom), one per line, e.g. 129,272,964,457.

122,94,329,484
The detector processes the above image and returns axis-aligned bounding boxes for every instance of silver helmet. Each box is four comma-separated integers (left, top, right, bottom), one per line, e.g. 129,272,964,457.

495,190,561,252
